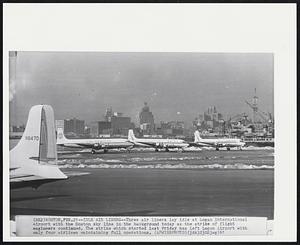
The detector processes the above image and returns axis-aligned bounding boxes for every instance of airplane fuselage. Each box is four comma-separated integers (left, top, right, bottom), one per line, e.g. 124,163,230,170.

131,138,189,149
194,138,245,148
57,138,133,150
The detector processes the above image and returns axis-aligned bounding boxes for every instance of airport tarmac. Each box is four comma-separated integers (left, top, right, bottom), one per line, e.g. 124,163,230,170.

10,148,274,219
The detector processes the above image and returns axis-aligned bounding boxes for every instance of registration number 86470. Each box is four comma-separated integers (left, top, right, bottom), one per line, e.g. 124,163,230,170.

25,136,39,141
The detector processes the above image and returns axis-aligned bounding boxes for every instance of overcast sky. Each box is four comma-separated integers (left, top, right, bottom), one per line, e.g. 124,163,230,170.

9,52,273,126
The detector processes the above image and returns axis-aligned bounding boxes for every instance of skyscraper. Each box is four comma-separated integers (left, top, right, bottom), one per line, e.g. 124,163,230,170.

111,116,131,135
104,107,113,122
64,118,85,135
139,102,155,134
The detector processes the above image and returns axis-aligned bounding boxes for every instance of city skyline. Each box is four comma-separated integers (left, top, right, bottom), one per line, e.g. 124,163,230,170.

9,52,274,126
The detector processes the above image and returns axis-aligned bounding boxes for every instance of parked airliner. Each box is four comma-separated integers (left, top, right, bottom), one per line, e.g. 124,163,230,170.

56,128,133,154
191,130,245,150
10,105,68,189
128,129,189,152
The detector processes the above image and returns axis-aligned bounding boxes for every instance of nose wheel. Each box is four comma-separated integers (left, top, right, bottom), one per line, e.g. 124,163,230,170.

91,149,96,154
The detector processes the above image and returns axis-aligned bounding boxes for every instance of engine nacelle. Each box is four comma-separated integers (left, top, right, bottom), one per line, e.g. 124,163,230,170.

156,142,166,148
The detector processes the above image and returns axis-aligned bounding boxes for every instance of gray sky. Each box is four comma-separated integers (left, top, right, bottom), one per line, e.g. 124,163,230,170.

9,52,274,126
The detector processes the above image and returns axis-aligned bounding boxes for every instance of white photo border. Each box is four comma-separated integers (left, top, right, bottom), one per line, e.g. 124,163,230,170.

3,3,297,242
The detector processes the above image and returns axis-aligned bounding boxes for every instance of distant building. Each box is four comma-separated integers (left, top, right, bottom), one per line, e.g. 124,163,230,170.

10,124,25,132
90,121,112,137
99,121,112,134
140,123,152,132
103,107,133,136
55,120,64,131
193,115,204,129
168,121,185,130
139,102,155,134
111,115,132,135
157,121,185,136
217,113,223,121
113,112,123,117
198,115,204,122
90,121,99,137
9,124,25,139
104,107,113,122
206,120,214,128
194,106,223,133
84,126,91,135
63,118,85,135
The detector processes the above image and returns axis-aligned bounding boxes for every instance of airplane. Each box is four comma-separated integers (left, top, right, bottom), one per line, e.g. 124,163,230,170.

10,105,68,189
56,128,133,154
191,130,245,151
128,129,189,152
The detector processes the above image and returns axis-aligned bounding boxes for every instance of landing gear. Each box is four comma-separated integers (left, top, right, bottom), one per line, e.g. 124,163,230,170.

165,148,169,152
91,149,96,154
216,148,219,151
103,149,108,153
227,147,231,151
127,146,134,153
155,148,159,152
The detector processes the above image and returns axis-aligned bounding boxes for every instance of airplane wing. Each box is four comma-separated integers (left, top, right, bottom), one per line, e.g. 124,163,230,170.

76,143,95,148
62,171,90,177
189,142,214,147
137,142,158,147
129,141,156,147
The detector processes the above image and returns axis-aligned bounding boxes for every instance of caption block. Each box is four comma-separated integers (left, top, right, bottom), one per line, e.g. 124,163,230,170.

15,216,268,236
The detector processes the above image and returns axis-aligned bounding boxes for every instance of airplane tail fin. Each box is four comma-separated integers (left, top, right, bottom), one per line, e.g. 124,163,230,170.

194,130,202,143
128,129,137,142
10,105,67,179
56,127,68,144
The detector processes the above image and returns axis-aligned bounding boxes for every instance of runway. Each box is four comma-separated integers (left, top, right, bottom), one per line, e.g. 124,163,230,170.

10,148,274,219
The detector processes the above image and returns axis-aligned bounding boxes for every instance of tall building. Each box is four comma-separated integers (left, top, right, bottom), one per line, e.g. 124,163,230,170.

103,107,133,136
194,106,224,132
89,121,112,137
139,102,155,134
64,118,85,135
55,120,64,131
193,114,204,129
104,107,113,122
84,126,91,135
90,121,99,137
111,116,132,135
98,121,112,134
157,121,185,136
